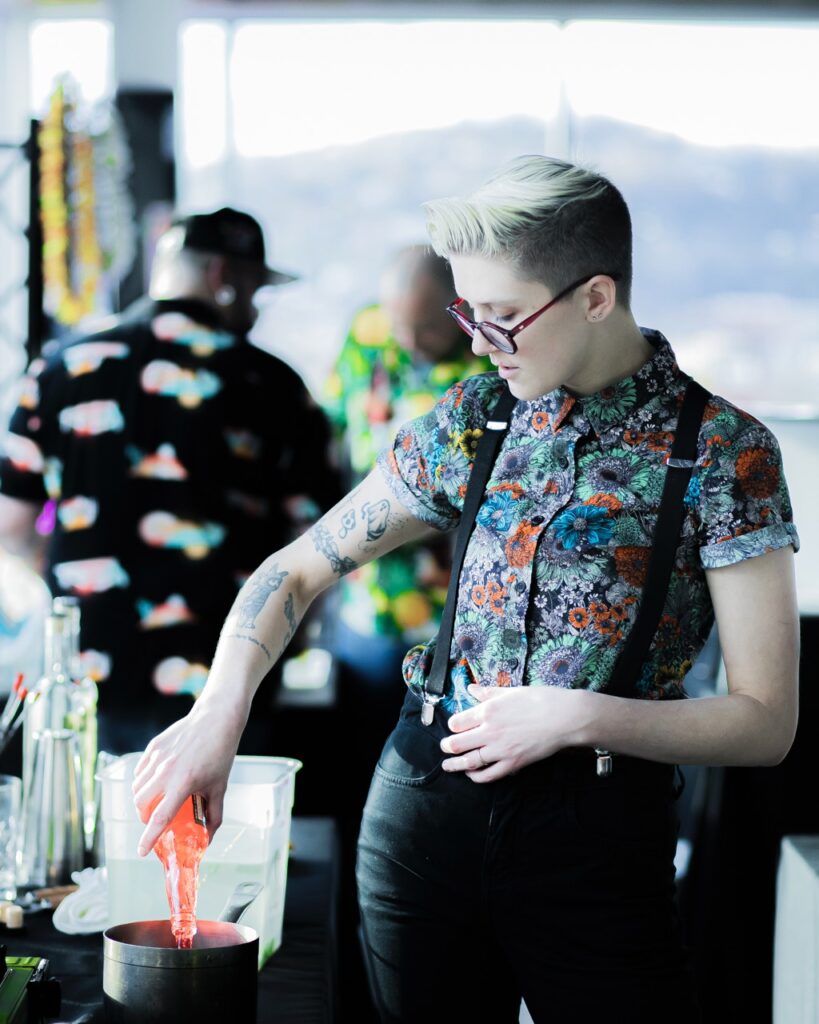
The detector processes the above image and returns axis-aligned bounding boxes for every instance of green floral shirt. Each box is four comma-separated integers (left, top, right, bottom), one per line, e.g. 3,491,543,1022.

324,304,487,641
377,329,799,712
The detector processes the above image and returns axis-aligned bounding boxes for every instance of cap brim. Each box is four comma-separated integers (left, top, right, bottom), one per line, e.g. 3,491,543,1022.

263,266,299,286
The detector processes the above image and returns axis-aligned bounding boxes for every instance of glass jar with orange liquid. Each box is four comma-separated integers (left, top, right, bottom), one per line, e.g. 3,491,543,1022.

150,793,208,947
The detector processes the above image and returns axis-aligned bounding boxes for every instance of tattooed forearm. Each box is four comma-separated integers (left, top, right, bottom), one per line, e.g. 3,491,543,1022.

282,592,297,646
310,523,358,575
234,562,289,629
223,633,273,661
361,499,390,541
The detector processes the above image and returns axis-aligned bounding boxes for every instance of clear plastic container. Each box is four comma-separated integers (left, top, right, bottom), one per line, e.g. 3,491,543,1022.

97,753,301,967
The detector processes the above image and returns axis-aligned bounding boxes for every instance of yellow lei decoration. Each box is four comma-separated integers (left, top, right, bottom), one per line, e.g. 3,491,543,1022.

38,82,102,326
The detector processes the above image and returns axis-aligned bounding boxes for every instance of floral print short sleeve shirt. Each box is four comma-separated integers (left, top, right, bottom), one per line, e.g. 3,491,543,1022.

376,330,799,713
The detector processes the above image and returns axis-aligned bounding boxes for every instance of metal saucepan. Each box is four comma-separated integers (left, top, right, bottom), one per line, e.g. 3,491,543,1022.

103,881,262,1024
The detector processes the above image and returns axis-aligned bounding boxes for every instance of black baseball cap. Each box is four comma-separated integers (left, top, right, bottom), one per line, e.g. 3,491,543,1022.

169,207,298,286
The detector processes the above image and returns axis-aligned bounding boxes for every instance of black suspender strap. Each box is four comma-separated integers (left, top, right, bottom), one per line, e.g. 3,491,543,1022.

421,387,517,722
604,379,711,700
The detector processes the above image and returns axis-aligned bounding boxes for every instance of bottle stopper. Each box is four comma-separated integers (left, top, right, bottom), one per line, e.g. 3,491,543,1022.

0,900,13,923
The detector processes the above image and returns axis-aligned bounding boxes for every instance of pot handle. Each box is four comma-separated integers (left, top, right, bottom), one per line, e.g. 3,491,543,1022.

217,881,263,924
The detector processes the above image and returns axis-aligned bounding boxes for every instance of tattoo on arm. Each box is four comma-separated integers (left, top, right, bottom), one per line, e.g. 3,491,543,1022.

235,563,289,629
310,522,358,575
223,633,273,661
361,499,390,541
282,593,297,646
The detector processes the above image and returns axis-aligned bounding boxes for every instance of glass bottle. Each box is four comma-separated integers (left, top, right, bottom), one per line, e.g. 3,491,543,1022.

19,610,83,887
53,596,98,852
22,611,77,802
152,794,209,948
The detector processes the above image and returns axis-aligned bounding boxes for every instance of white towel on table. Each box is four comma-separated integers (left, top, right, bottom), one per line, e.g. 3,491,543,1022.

52,866,108,934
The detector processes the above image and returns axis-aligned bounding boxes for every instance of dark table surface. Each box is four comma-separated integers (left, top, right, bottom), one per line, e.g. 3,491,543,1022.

1,817,338,1024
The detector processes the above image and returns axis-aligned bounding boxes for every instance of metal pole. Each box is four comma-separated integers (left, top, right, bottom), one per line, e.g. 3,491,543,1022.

25,118,44,363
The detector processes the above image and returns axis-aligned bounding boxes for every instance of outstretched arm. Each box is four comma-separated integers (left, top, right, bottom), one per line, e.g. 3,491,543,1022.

133,467,433,853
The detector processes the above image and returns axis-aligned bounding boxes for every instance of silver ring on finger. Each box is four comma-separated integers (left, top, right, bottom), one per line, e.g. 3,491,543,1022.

476,747,488,768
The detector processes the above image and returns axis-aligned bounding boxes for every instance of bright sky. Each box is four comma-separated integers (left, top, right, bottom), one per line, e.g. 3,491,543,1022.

27,17,819,157
180,22,228,169
29,19,112,109
563,21,819,150
225,20,563,158
178,18,819,165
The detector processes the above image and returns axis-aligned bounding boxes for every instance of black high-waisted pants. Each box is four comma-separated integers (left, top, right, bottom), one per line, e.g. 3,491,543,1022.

356,690,702,1024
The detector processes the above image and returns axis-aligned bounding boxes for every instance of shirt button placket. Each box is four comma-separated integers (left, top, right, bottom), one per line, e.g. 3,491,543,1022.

506,513,546,686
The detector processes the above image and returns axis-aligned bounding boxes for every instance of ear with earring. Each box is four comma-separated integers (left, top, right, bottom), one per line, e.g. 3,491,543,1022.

215,284,236,307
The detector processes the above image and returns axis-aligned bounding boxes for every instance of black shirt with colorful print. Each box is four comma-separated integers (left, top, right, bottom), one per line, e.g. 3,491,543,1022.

0,298,341,718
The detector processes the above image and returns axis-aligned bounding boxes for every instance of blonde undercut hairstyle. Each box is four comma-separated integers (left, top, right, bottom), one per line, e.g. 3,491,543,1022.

423,155,633,307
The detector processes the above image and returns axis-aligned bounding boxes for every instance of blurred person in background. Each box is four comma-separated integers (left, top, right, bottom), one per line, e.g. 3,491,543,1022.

0,207,340,755
322,245,486,1016
323,245,486,784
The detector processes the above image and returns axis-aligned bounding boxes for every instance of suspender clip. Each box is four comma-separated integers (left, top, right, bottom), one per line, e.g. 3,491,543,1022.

595,748,613,777
421,692,442,726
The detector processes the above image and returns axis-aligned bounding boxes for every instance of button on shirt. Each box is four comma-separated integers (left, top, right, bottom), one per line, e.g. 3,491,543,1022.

377,330,799,714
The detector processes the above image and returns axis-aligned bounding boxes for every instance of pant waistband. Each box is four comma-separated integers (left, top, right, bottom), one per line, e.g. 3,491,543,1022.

520,746,677,786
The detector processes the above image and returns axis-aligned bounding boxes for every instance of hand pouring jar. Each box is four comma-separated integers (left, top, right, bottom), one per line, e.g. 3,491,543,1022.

97,754,301,967
103,881,262,1024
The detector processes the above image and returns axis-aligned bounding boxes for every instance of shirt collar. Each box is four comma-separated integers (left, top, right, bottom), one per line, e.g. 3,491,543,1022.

129,297,227,330
156,298,226,329
525,328,684,436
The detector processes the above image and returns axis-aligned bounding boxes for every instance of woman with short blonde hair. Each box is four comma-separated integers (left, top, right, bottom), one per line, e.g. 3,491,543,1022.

134,155,799,1023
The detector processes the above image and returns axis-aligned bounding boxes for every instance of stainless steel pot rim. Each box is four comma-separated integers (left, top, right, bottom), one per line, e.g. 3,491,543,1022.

104,921,258,968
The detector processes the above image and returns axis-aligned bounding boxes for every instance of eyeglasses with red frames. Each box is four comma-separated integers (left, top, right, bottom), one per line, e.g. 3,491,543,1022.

446,272,621,355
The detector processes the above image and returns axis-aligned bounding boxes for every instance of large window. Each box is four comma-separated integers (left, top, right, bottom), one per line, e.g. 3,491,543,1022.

177,14,819,613
1,12,815,612
560,20,819,415
178,15,819,417
179,17,565,391
29,18,113,110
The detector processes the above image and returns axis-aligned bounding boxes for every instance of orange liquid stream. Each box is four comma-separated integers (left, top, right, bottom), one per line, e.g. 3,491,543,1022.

149,795,208,948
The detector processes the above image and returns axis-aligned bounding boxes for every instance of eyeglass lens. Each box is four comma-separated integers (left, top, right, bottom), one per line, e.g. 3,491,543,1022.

475,323,515,353
449,306,515,354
